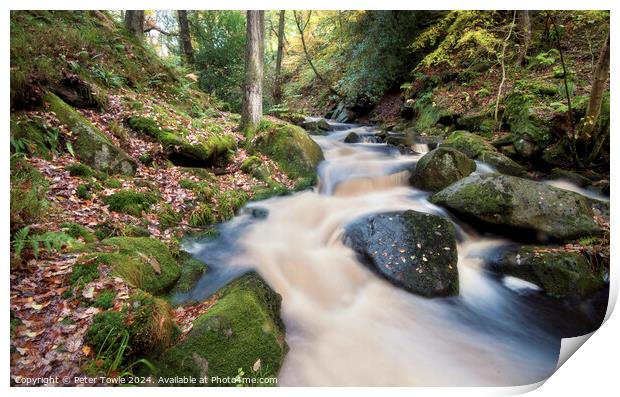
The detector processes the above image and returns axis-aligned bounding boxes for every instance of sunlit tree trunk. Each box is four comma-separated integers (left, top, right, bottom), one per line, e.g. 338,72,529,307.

582,31,610,146
240,10,265,135
177,11,195,65
124,10,145,40
273,10,286,103
515,10,531,66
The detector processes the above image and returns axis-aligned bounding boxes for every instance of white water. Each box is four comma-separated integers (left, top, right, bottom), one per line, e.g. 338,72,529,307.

181,122,604,386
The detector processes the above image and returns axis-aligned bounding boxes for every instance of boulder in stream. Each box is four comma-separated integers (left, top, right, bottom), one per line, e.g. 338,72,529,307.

410,147,476,191
156,272,288,385
493,246,606,298
431,174,601,241
344,131,360,143
343,210,459,297
302,118,331,134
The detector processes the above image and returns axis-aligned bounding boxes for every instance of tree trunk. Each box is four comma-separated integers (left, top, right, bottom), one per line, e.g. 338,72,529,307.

494,11,516,128
177,11,195,64
581,31,610,143
240,10,265,135
273,10,286,103
124,10,145,40
515,10,531,66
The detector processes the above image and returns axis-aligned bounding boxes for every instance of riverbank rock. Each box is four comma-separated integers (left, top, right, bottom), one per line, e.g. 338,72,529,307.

45,92,137,175
343,210,459,297
493,246,605,298
344,131,360,143
442,131,526,176
410,147,476,191
302,118,331,134
94,237,182,295
156,272,288,386
253,122,324,189
430,174,601,241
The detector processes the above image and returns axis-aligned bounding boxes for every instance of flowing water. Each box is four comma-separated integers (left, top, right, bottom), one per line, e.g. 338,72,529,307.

177,121,606,386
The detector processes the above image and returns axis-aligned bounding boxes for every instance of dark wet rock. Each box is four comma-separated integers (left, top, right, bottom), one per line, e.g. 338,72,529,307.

493,246,606,298
410,147,476,191
513,138,538,158
246,206,269,219
550,168,593,187
542,138,573,167
302,118,331,133
343,210,459,297
344,131,360,143
431,174,601,241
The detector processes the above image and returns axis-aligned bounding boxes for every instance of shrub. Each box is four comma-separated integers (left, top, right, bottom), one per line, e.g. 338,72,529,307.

76,184,92,200
61,222,96,243
189,205,216,227
10,155,49,227
94,290,116,309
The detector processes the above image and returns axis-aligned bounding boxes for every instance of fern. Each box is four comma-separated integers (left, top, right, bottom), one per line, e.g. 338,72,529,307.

12,227,76,260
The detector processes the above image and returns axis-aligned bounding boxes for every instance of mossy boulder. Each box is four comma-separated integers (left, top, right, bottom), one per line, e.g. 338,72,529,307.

170,251,208,294
85,292,176,360
504,91,553,146
441,130,494,158
96,237,181,295
477,151,526,176
156,272,288,385
343,210,459,297
252,122,324,189
493,246,605,298
542,138,573,167
44,92,137,175
411,147,476,191
127,116,236,167
431,174,601,241
240,155,271,181
456,113,495,136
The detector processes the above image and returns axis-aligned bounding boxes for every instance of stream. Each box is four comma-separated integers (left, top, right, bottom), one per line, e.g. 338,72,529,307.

176,121,607,386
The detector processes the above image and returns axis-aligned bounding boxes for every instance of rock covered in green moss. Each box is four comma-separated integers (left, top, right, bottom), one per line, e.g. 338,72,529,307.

127,116,236,167
156,272,288,386
542,138,573,167
44,92,137,175
493,246,605,298
97,237,181,295
252,121,324,189
431,174,601,241
301,118,331,133
10,115,60,160
170,251,208,294
344,131,360,143
504,90,553,146
441,130,494,158
240,155,271,181
411,147,476,191
343,210,459,297
477,151,526,176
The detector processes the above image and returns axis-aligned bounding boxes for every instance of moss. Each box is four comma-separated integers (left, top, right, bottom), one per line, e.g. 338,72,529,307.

10,155,49,227
499,247,605,298
170,251,208,294
188,204,216,227
94,289,116,309
10,115,60,159
104,178,122,188
216,190,248,222
76,183,92,200
431,174,511,217
102,190,159,216
98,237,181,295
159,203,182,230
156,272,288,385
44,92,137,175
503,91,552,145
442,130,494,158
477,151,526,176
66,163,99,179
61,222,96,243
252,121,323,188
127,291,177,355
85,311,126,354
69,260,100,289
